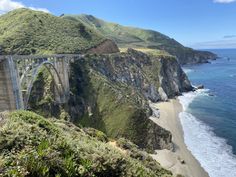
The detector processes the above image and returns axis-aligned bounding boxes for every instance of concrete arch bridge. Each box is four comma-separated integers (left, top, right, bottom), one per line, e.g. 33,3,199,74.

0,55,81,111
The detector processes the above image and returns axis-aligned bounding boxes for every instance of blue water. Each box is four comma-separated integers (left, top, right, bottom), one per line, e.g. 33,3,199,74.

179,49,236,177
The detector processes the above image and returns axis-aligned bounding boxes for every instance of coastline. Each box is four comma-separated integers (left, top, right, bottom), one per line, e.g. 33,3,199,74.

150,99,209,177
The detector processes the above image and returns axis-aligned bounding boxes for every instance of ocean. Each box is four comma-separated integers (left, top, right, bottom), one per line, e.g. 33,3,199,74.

179,49,236,177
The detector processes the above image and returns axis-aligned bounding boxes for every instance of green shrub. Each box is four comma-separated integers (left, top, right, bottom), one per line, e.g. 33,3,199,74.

83,128,108,142
0,111,172,177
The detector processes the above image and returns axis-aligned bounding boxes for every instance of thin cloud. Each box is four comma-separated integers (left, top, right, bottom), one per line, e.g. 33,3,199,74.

191,39,236,49
224,35,236,39
0,0,50,15
28,7,50,13
214,0,236,3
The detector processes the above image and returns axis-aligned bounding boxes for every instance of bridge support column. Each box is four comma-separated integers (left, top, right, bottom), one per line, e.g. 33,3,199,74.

0,58,23,111
53,58,70,103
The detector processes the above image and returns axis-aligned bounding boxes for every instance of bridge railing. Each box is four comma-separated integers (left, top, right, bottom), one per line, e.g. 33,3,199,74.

0,54,83,60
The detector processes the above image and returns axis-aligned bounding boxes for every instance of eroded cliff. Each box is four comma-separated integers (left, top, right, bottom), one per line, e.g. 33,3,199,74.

29,49,192,151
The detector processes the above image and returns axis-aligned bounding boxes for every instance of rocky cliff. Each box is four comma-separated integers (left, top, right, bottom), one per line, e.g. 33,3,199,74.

171,47,217,65
87,39,119,54
29,49,192,151
0,8,194,153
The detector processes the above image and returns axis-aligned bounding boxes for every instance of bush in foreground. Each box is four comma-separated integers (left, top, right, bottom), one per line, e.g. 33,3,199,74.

0,111,172,177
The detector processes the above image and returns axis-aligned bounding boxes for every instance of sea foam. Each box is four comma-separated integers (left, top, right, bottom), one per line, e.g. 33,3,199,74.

178,90,236,177
182,68,193,74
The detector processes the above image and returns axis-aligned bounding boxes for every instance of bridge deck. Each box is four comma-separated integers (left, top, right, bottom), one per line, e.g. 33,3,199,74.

0,54,83,61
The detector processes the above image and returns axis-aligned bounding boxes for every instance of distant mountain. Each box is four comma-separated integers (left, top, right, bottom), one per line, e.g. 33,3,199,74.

0,9,118,55
0,9,216,64
64,14,217,65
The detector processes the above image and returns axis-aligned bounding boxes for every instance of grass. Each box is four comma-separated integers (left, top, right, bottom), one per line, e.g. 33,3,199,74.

64,14,182,50
68,56,146,139
64,14,216,64
122,48,173,58
0,111,172,177
0,9,105,55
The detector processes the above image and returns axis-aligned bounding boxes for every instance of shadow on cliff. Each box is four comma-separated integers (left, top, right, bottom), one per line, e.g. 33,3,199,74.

68,59,107,132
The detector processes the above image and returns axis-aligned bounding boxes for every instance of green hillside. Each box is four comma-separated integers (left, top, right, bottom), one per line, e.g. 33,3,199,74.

0,9,216,63
0,9,105,55
0,111,172,177
64,14,216,64
64,14,182,48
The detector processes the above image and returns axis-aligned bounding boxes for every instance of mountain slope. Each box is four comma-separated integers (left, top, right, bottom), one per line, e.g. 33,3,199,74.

0,111,172,176
28,49,192,151
0,9,118,55
64,14,217,65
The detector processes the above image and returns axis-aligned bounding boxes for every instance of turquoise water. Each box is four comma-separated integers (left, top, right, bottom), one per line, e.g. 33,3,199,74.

180,49,236,177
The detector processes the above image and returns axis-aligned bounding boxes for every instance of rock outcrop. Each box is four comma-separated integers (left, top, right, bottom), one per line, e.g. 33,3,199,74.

87,39,120,54
29,49,192,151
158,56,193,98
174,49,217,65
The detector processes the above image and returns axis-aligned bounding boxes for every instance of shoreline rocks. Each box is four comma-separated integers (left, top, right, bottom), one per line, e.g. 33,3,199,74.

194,84,204,90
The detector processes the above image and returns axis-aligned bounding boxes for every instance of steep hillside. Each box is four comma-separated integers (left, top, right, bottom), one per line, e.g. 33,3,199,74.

28,49,192,151
64,14,217,65
0,8,193,152
0,9,118,55
0,111,172,177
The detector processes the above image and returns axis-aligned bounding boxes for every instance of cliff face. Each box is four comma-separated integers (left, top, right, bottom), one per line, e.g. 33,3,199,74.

29,49,192,151
158,56,193,100
87,39,119,54
172,48,217,65
67,51,174,151
0,9,193,151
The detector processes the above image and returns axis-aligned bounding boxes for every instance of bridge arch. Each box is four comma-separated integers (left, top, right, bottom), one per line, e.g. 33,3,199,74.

0,55,74,111
20,61,66,109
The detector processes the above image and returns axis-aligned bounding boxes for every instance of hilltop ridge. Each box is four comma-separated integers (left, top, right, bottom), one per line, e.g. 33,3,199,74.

64,14,216,65
0,9,119,55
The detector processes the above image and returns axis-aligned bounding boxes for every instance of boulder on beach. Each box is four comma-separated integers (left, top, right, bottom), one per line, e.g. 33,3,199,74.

196,85,204,89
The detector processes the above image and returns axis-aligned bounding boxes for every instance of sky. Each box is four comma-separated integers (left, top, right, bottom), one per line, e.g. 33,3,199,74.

0,0,236,49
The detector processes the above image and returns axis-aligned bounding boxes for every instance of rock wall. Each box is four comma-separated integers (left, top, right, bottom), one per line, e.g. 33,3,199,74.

87,39,120,54
67,49,192,150
29,49,192,151
158,57,193,100
174,49,217,65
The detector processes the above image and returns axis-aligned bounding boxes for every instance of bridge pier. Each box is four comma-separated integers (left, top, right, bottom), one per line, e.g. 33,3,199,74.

51,57,70,103
0,58,23,111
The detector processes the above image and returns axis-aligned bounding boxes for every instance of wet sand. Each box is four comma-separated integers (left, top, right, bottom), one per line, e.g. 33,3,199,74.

150,99,209,177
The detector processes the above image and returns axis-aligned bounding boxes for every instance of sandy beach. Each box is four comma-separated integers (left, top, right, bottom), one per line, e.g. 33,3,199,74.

150,99,209,177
